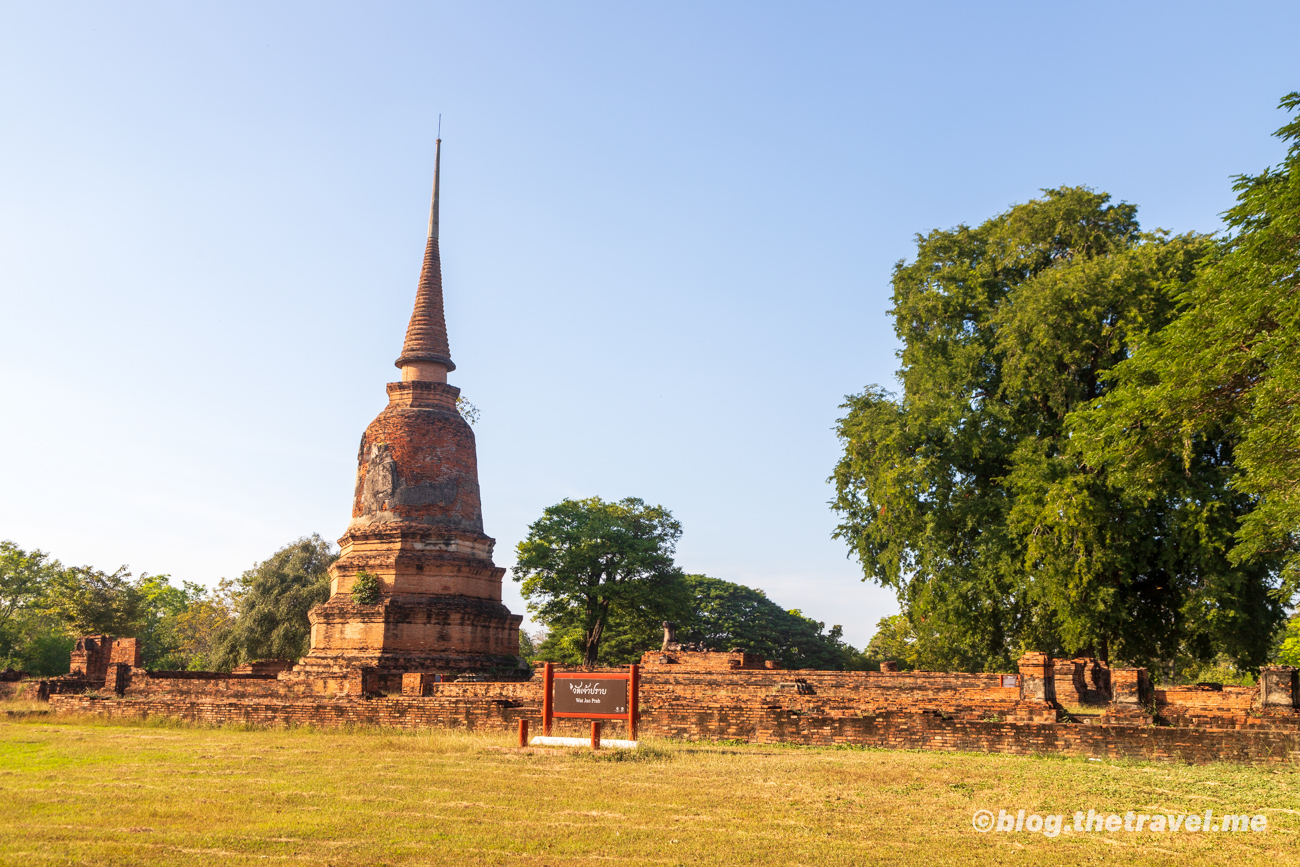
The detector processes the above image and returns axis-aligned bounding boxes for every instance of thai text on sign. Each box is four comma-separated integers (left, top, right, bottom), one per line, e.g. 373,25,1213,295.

553,678,628,715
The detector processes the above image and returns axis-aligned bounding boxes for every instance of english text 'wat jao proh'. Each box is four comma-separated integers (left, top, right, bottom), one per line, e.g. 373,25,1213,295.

289,138,523,692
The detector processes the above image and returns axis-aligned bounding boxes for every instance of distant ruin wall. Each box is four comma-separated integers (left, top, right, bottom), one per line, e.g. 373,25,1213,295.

30,641,1300,765
45,694,1300,765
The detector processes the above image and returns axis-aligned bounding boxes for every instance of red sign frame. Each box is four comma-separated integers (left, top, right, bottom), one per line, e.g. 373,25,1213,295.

542,662,639,740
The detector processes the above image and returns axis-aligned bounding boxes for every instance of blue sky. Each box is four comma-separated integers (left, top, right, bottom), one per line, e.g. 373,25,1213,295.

2,2,1297,647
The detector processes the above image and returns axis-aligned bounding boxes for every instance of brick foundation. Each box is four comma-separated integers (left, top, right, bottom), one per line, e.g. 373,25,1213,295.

45,693,1300,765
31,648,1300,766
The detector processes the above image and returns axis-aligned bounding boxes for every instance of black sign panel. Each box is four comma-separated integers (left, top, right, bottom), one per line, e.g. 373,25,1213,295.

553,678,628,716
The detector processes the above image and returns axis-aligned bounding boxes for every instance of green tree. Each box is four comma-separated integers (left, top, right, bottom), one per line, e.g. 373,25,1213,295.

161,582,236,671
134,574,197,668
531,574,862,669
513,497,689,667
1074,93,1300,603
678,575,857,669
0,542,64,672
1277,615,1300,667
862,615,916,669
213,535,336,670
518,628,537,662
531,604,667,666
832,186,1272,671
44,565,146,636
0,542,58,633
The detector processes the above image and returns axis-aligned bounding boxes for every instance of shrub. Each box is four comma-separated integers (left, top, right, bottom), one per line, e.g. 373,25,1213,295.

351,571,381,606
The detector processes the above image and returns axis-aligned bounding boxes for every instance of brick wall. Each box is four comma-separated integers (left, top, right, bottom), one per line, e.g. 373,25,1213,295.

46,694,1300,765
35,649,1300,765
120,669,307,699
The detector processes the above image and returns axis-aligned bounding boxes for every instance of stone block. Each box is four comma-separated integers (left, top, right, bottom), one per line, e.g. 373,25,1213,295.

1259,666,1299,712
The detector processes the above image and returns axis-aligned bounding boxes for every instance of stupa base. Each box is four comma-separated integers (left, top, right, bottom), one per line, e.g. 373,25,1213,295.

290,595,524,693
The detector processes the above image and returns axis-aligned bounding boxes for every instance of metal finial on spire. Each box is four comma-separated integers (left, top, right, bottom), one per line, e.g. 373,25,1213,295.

427,134,441,241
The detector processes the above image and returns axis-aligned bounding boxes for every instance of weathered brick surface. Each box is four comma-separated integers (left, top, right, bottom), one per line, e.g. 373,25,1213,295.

120,669,305,699
69,635,138,683
46,693,1300,765
1053,658,1110,705
641,650,772,671
232,660,294,676
350,382,485,534
293,382,522,681
40,642,1300,765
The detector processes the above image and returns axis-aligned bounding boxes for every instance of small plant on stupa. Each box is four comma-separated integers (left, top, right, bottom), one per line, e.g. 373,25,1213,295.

456,396,480,425
351,571,382,605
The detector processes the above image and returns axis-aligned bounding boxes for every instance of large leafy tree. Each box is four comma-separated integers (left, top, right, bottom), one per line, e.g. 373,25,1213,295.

0,542,59,632
213,535,335,669
832,186,1276,671
0,542,66,673
532,573,860,669
45,565,146,636
513,497,689,667
677,575,858,669
1074,94,1300,604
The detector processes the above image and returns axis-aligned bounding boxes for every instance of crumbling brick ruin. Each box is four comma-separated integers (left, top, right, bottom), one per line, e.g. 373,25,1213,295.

35,644,1300,764
16,154,1300,766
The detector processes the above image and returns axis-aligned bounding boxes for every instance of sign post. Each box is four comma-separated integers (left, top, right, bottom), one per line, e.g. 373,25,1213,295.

629,663,639,741
542,662,554,736
536,663,639,747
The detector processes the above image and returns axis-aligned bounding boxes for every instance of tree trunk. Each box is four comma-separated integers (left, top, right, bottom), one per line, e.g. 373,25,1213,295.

584,619,604,667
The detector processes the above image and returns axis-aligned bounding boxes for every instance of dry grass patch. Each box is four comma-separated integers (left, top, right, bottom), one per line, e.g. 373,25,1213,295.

0,707,1296,865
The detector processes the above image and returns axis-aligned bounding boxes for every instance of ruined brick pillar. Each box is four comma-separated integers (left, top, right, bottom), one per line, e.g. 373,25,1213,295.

1011,652,1061,723
1017,652,1056,702
346,667,382,698
103,663,128,696
109,638,142,668
69,635,111,683
1258,666,1299,714
291,138,522,693
1052,658,1087,704
1103,667,1154,724
1111,667,1151,706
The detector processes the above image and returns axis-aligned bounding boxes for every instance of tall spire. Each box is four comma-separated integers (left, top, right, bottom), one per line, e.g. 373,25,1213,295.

396,137,455,379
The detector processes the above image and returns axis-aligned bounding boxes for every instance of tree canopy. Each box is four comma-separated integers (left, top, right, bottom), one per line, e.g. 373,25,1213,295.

513,497,688,667
676,574,858,669
532,573,861,669
1073,93,1300,601
45,565,147,637
832,185,1280,672
213,535,335,669
0,541,59,633
0,540,241,674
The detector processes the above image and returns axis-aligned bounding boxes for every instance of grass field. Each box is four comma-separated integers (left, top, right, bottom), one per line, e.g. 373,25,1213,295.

1,705,1298,866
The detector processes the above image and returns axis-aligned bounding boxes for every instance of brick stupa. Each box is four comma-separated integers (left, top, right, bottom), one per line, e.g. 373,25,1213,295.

291,139,523,691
